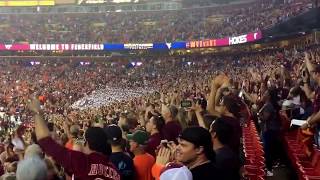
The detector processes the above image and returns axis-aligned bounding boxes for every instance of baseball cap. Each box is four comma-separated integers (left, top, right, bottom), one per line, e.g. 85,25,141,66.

179,127,215,161
104,124,123,144
127,130,149,145
282,100,296,110
85,127,111,156
16,156,48,180
160,163,192,180
179,127,212,147
24,144,43,159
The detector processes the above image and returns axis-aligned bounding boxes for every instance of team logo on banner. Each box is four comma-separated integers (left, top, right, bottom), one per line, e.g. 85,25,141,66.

5,44,12,50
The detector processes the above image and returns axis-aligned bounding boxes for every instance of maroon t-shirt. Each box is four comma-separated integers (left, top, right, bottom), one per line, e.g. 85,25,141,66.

313,87,320,112
162,121,182,142
220,116,242,154
145,133,162,157
38,137,120,180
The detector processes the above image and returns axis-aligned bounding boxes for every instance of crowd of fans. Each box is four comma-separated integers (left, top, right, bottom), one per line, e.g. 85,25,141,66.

0,41,319,179
0,0,312,44
0,0,318,179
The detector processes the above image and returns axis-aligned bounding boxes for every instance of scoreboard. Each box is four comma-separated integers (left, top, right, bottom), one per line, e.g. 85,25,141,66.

55,0,75,4
0,0,55,6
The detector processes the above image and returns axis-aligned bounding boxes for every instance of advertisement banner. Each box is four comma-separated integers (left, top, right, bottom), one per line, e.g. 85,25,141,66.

148,42,186,50
227,31,262,45
152,43,171,50
30,44,104,51
186,39,216,49
171,42,187,49
104,42,187,51
186,30,262,48
104,43,125,51
123,43,153,50
0,44,30,51
55,0,75,4
0,31,261,51
0,1,55,6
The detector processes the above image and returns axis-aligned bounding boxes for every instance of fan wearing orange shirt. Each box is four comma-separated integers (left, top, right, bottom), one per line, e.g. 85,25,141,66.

128,130,155,180
65,124,81,150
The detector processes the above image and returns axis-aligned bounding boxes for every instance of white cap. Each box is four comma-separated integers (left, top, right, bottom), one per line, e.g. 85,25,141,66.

24,144,43,159
282,100,295,110
282,100,293,107
160,166,193,180
16,156,48,180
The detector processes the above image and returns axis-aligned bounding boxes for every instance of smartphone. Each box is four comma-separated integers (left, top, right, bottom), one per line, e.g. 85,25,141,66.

238,91,243,98
181,100,192,108
267,80,271,87
161,140,169,148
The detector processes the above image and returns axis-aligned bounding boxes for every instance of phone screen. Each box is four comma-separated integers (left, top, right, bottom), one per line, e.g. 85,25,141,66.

181,100,192,108
238,91,243,98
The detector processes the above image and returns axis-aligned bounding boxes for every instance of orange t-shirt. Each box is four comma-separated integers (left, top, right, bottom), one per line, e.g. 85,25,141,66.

133,153,155,180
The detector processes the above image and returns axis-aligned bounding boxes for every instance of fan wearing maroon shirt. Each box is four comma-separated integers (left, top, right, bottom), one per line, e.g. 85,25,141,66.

161,104,182,142
207,75,242,153
145,114,165,157
28,98,120,180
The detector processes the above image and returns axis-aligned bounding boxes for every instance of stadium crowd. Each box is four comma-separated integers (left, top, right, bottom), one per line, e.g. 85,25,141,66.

0,0,312,44
0,0,318,179
0,42,319,179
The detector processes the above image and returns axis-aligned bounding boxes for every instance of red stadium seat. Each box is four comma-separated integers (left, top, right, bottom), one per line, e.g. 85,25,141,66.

242,119,266,180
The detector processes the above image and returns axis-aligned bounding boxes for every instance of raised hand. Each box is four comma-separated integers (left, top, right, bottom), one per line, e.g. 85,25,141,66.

304,52,309,62
211,74,229,89
28,97,41,114
156,147,171,165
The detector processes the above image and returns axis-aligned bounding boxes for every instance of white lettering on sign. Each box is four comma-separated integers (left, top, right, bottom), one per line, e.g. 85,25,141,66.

30,44,35,50
124,43,153,50
5,44,12,50
229,35,247,45
29,44,103,50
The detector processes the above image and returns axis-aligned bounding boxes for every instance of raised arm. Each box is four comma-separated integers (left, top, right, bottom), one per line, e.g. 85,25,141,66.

305,52,315,73
207,75,229,116
28,98,50,140
29,98,87,174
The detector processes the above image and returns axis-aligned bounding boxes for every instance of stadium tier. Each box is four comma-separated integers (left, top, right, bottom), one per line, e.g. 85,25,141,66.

0,1,319,180
0,0,311,44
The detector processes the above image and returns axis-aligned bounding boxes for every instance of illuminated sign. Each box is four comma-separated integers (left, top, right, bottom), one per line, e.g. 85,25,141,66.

186,30,262,48
0,0,55,6
30,44,104,51
0,44,30,50
185,39,216,49
124,43,153,50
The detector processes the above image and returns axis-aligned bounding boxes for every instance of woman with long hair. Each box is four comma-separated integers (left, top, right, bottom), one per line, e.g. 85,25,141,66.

259,87,282,176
